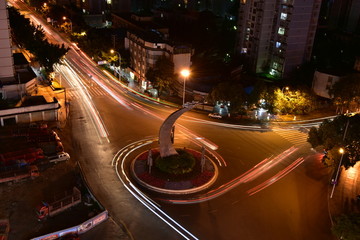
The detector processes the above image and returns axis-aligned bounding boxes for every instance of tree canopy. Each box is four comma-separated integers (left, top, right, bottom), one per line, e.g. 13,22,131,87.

8,6,68,73
272,88,314,115
332,213,360,240
307,114,360,167
145,56,176,96
329,73,360,113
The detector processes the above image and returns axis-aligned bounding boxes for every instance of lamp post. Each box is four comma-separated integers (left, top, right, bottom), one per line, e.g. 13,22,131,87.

62,16,72,32
330,148,345,198
330,118,350,198
110,49,121,82
180,69,190,106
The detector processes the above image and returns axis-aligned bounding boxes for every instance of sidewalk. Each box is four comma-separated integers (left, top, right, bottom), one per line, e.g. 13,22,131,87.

329,162,360,219
35,81,68,129
34,81,131,240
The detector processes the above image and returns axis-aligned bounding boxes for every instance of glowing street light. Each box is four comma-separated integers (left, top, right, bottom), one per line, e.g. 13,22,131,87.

110,49,121,82
62,16,72,32
330,147,345,198
180,69,190,106
282,86,289,93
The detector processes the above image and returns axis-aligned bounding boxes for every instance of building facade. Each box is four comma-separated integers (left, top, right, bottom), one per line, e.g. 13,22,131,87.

125,30,192,91
236,0,321,78
0,0,15,79
312,70,343,99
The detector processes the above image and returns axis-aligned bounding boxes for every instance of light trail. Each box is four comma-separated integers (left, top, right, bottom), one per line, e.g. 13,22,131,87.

54,63,109,141
179,128,219,151
247,157,305,196
187,137,225,167
113,140,199,240
158,147,300,204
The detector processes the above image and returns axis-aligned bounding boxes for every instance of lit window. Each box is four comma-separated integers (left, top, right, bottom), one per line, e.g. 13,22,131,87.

276,42,281,48
278,27,285,35
280,13,287,20
241,48,247,53
273,62,278,69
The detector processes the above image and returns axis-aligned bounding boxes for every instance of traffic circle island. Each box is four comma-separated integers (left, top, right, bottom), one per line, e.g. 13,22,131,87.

131,148,218,195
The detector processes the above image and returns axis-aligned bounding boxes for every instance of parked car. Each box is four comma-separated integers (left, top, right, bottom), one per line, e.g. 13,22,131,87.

208,113,222,119
47,152,70,163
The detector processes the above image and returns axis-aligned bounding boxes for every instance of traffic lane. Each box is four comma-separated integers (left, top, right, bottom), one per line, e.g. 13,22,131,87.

159,154,333,240
78,97,184,240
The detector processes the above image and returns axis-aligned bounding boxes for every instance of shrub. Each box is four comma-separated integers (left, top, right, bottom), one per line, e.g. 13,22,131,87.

155,149,196,175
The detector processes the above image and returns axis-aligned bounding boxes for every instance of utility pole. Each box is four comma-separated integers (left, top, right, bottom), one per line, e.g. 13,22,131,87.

330,118,350,198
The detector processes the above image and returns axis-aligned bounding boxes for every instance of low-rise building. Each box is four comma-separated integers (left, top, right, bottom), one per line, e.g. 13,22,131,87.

312,70,345,99
125,29,192,93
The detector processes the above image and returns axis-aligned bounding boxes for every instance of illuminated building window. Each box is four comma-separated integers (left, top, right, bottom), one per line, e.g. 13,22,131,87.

276,42,281,48
278,27,285,35
241,48,247,53
280,13,287,20
273,62,278,69
270,69,277,76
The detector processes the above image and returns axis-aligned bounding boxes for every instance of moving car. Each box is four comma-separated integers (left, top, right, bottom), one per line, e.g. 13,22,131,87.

208,113,222,119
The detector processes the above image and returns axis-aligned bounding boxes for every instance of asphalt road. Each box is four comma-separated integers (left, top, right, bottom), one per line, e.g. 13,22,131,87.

10,2,335,239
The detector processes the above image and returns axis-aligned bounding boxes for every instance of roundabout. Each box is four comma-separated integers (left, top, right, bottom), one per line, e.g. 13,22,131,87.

131,147,218,195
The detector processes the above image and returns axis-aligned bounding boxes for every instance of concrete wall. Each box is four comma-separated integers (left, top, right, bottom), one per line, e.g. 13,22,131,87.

312,71,342,99
0,101,60,126
1,78,37,99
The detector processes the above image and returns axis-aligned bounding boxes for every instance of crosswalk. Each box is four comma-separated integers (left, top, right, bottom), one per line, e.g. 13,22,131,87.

66,86,107,100
272,128,309,146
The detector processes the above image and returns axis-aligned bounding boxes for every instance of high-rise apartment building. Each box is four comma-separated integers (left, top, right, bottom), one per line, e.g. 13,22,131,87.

236,0,321,78
323,0,360,33
0,0,15,80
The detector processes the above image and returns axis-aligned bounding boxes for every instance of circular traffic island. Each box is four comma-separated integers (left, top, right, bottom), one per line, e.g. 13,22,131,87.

131,148,218,195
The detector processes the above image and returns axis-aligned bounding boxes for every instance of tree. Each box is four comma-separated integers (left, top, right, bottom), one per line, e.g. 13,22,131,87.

329,73,360,114
272,88,314,115
8,6,68,73
145,56,175,96
207,81,246,114
307,127,321,148
332,213,360,240
307,114,360,167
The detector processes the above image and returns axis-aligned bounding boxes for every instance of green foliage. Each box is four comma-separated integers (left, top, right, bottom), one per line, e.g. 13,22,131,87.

207,81,245,113
332,213,360,240
155,149,196,175
329,73,360,112
76,28,117,62
8,7,68,73
145,56,175,96
307,127,321,148
307,114,360,167
272,88,314,114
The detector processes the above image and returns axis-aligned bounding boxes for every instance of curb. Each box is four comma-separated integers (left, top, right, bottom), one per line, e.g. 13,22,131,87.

131,149,218,195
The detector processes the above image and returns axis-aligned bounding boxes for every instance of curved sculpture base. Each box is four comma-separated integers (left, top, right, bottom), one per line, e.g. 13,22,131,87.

131,148,218,195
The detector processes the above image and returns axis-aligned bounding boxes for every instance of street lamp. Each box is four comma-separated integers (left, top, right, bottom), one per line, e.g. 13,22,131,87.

180,69,190,106
62,16,72,32
110,49,121,82
330,148,345,198
281,86,289,93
